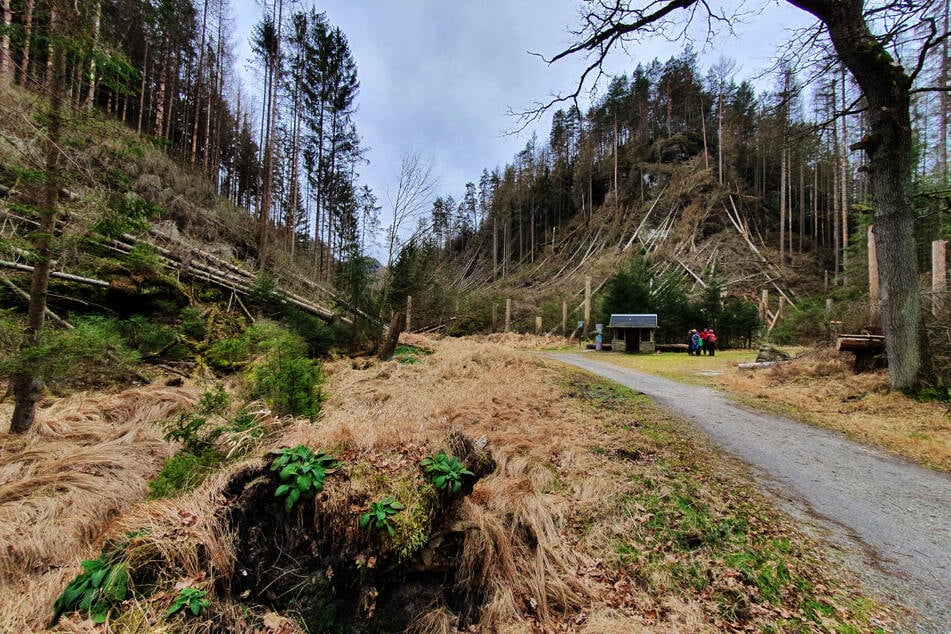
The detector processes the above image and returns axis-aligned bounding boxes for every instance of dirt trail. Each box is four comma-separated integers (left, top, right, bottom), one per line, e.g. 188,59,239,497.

547,352,951,633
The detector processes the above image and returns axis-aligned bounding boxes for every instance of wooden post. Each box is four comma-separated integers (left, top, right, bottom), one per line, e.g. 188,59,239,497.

934,239,948,316
492,304,498,332
759,289,768,324
535,316,542,334
868,226,879,321
583,276,591,337
562,301,567,337
405,295,412,331
505,298,511,332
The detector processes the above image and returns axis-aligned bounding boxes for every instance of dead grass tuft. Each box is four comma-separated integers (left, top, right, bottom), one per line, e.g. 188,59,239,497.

0,383,198,632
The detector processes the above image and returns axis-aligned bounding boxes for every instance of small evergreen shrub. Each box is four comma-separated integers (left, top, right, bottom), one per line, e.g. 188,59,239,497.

206,335,250,371
249,355,324,419
178,307,207,340
247,320,308,358
770,298,829,345
280,306,336,356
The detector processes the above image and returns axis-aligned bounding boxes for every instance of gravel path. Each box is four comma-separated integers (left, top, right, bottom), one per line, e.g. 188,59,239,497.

546,353,951,633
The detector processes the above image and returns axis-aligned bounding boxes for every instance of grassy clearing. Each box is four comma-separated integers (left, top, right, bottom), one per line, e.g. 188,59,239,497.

584,347,951,472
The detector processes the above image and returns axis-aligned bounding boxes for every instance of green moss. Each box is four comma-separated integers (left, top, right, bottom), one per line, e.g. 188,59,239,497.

389,478,437,561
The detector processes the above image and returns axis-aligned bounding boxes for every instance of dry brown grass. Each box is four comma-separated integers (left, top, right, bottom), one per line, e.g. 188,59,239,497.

0,335,894,632
0,383,197,632
721,348,951,472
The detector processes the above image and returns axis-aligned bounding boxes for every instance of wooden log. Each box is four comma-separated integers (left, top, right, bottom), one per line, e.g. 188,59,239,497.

836,334,885,352
738,360,789,370
0,259,110,287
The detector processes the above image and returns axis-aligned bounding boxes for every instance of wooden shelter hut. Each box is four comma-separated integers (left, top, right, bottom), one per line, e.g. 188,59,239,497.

609,314,657,353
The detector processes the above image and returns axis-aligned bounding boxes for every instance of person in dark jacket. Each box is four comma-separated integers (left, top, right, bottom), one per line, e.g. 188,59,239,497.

689,329,701,356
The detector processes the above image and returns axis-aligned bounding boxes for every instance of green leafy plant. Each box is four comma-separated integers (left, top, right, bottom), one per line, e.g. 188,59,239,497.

166,586,210,618
162,387,229,451
359,496,404,536
420,451,473,495
271,445,339,512
50,556,129,626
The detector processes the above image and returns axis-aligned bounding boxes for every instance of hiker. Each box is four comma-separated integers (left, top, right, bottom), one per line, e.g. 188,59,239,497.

689,329,701,356
699,327,710,355
706,329,717,356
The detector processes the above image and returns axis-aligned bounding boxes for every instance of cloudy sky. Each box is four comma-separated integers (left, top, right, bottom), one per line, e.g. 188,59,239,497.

236,1,815,241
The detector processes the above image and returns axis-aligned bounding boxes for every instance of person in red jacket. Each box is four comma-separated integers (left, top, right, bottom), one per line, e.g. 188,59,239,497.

706,329,717,356
699,327,710,355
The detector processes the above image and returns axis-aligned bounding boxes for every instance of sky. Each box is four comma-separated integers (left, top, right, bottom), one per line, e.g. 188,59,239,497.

235,1,816,245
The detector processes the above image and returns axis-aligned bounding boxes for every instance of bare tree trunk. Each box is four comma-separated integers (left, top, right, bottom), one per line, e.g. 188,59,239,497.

780,146,786,262
0,0,12,84
699,96,709,170
839,65,850,278
942,0,949,184
832,105,841,279
137,40,148,134
19,0,35,86
259,0,284,259
799,161,804,253
83,0,101,108
154,43,167,138
190,0,209,165
11,2,65,433
717,82,724,184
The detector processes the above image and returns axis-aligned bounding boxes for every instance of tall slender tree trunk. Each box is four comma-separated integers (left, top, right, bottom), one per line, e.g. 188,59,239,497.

832,104,841,279
84,0,101,108
0,0,12,84
780,146,786,262
259,0,284,259
10,1,65,433
839,66,849,279
190,0,209,165
941,0,949,184
717,82,724,184
137,40,148,134
154,43,167,138
19,0,35,86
